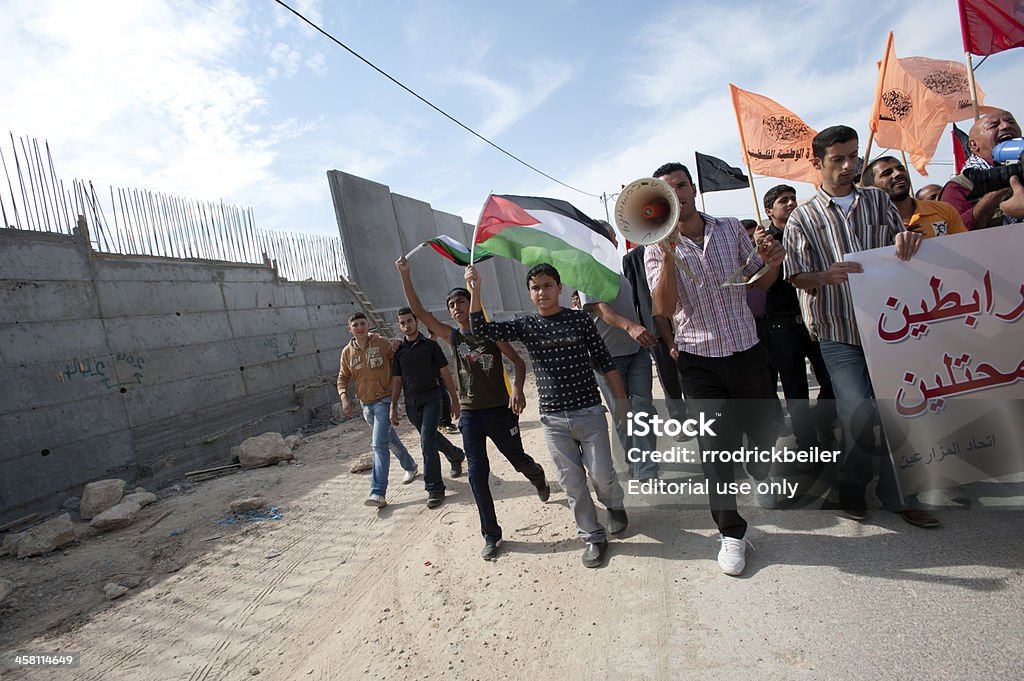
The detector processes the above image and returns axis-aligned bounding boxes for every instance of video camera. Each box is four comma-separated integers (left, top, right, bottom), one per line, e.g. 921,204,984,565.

964,138,1024,200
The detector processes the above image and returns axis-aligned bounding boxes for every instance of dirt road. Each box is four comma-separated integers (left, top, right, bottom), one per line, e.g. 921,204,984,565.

2,376,1022,680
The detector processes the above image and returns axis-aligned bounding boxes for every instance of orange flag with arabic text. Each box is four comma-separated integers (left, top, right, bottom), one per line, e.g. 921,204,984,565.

869,33,950,175
730,84,819,186
899,56,985,123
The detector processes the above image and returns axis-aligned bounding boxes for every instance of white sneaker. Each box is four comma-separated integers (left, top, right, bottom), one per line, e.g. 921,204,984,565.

402,467,419,484
717,535,753,576
364,494,387,508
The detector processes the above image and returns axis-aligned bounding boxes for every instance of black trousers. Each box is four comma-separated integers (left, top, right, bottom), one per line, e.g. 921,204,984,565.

677,343,777,539
765,318,836,449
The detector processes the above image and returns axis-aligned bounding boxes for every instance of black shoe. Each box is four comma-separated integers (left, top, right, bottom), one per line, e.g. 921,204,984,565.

450,453,464,478
839,492,867,520
582,539,608,568
607,508,628,535
535,481,551,502
901,509,940,528
426,492,445,509
481,537,500,561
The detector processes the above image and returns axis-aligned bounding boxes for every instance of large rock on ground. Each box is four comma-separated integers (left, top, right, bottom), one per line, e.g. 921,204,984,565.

233,432,295,469
121,491,157,508
230,497,266,514
89,500,142,532
1,532,26,557
80,479,126,519
17,514,77,558
103,582,129,600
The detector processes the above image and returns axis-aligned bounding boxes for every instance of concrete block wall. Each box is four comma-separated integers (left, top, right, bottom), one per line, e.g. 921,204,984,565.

328,170,525,321
0,228,361,523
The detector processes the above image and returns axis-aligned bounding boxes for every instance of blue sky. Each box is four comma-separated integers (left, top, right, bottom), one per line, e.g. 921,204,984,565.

2,0,1022,245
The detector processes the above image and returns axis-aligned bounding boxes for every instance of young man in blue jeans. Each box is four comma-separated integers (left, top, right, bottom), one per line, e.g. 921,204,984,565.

337,313,419,509
396,255,550,560
389,307,466,509
465,262,628,568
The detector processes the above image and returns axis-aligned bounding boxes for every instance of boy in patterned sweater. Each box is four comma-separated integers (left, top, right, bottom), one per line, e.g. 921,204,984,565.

465,262,628,568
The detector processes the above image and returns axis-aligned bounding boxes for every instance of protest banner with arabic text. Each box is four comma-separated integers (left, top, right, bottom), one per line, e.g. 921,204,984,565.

848,225,1024,496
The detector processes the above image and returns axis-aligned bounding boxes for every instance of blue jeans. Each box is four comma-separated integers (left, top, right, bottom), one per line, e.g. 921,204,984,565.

362,397,417,497
406,399,464,495
461,406,546,541
539,405,624,544
595,350,658,479
818,340,906,511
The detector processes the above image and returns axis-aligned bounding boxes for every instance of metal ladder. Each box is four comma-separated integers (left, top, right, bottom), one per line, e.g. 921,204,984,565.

341,278,396,338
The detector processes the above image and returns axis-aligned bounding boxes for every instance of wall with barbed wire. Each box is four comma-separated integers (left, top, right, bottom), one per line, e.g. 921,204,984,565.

0,136,533,522
0,223,365,522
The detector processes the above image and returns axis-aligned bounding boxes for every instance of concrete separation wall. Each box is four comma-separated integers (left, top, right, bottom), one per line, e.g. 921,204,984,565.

328,170,517,320
0,227,360,523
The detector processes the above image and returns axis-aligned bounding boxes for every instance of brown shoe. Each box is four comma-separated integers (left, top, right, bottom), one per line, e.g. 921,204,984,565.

901,509,940,528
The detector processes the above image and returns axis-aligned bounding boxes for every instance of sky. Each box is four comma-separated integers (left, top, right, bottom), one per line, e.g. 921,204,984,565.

2,0,1022,246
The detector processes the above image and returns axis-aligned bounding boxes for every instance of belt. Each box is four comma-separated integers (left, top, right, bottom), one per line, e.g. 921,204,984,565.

768,315,804,327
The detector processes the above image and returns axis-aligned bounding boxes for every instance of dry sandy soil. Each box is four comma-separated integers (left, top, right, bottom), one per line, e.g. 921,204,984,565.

2,368,1023,681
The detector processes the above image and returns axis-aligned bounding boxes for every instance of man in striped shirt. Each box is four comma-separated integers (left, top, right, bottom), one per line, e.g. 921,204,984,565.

645,161,785,576
782,125,938,529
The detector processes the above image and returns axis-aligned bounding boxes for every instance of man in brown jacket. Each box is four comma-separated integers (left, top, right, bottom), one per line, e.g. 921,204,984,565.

337,312,419,508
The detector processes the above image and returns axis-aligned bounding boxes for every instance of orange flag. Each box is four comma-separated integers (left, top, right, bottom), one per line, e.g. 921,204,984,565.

869,33,950,175
730,84,819,185
899,56,985,122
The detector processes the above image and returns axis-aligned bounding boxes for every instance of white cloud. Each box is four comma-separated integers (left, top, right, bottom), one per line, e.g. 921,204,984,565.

439,60,576,139
269,42,302,78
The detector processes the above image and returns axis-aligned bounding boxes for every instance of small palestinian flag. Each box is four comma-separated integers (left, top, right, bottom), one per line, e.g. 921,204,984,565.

425,235,493,265
474,195,620,303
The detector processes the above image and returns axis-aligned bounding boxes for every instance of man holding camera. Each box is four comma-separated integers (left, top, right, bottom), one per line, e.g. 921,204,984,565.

940,108,1022,230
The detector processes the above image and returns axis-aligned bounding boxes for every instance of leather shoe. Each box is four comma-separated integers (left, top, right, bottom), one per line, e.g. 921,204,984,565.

581,540,608,568
901,509,940,528
607,508,628,535
839,491,867,521
535,482,551,502
450,454,464,478
481,538,500,561
426,493,445,509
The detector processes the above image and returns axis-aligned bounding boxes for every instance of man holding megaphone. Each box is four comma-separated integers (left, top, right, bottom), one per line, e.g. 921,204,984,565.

637,161,785,576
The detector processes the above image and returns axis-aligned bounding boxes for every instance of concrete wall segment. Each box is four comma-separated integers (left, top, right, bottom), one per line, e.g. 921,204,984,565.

0,280,98,324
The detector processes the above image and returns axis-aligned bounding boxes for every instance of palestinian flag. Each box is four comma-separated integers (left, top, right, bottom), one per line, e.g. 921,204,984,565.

425,235,493,265
474,195,620,303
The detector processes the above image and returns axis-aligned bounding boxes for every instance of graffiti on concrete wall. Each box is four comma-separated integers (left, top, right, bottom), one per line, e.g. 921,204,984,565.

264,332,298,359
58,353,146,390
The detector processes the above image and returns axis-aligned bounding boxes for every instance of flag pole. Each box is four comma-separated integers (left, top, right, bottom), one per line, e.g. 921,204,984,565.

729,83,763,224
404,242,427,259
864,32,892,184
468,194,491,286
745,170,762,224
861,130,876,185
964,52,981,121
699,191,706,213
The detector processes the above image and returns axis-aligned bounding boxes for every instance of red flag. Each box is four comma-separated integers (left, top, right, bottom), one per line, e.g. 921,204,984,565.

869,33,949,175
958,0,1024,55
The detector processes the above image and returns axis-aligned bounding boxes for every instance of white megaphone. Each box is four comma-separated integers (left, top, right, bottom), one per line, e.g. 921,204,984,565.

613,178,679,246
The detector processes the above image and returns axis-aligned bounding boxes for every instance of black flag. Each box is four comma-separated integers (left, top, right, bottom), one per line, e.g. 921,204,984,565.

952,123,970,174
694,151,749,193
